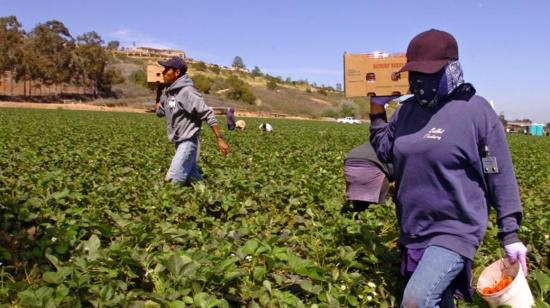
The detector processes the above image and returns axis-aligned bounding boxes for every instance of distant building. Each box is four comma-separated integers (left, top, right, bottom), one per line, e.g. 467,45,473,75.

228,66,250,73
506,121,531,134
117,47,185,59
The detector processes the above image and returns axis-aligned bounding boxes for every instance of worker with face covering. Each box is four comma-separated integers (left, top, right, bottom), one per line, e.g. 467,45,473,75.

369,29,527,307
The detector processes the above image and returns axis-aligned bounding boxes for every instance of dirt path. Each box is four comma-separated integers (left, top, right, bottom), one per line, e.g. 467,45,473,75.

0,101,148,113
0,101,333,121
308,97,331,105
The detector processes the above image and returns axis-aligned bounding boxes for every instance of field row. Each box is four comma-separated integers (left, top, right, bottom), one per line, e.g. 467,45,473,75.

0,108,548,307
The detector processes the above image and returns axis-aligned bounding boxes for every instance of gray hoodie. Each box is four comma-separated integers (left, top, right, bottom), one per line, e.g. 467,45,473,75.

156,75,218,144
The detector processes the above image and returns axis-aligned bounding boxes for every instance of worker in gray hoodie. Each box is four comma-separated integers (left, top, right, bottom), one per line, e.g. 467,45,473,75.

156,56,229,184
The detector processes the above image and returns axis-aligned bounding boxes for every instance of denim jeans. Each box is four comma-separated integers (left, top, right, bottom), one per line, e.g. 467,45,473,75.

401,246,465,308
165,138,202,183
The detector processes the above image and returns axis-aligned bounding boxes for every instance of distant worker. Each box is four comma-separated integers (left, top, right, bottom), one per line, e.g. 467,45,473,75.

226,107,236,131
155,56,229,184
370,29,527,307
343,142,393,212
259,122,273,132
235,120,247,130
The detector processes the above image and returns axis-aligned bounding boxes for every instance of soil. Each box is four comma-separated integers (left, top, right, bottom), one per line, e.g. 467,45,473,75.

0,101,325,121
0,101,147,113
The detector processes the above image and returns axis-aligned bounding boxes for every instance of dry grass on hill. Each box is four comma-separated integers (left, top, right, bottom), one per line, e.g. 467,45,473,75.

106,55,351,118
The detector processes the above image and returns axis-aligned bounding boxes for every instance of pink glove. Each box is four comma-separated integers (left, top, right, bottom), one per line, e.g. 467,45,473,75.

504,242,528,276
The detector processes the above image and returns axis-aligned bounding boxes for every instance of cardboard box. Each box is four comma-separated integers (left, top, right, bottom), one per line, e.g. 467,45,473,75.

147,65,164,85
343,52,409,97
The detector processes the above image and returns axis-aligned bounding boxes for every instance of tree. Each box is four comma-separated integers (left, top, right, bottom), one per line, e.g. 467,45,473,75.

76,31,114,95
266,79,277,90
0,16,25,73
335,83,342,92
341,101,359,117
232,56,245,69
193,61,207,72
225,75,256,104
192,74,212,94
251,66,262,77
107,40,120,50
210,64,221,75
25,20,76,86
129,70,147,87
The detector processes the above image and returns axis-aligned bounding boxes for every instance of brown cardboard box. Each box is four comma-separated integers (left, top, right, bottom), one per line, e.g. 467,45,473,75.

343,52,409,97
147,65,164,86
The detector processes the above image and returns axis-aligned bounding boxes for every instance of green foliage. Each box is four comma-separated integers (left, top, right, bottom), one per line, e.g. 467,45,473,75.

192,74,213,94
321,100,359,118
266,79,278,90
192,61,208,72
0,108,548,306
265,74,283,84
320,106,339,118
210,77,228,94
338,100,358,117
318,88,328,96
0,16,25,72
209,64,221,75
128,69,147,88
76,31,117,93
104,68,125,85
225,75,256,104
22,20,76,86
1,17,123,96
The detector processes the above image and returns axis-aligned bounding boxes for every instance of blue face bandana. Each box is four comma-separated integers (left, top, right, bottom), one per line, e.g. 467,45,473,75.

409,61,464,107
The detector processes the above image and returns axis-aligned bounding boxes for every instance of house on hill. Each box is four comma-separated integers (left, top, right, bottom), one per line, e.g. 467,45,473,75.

118,47,185,59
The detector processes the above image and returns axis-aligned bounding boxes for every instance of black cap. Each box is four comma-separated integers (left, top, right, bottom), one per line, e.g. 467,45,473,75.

158,56,187,72
398,29,459,74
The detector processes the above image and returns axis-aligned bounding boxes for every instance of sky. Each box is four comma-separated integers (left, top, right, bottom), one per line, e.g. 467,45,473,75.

2,0,550,123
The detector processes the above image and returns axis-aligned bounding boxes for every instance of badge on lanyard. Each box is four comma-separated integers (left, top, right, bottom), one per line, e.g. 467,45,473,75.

482,156,499,174
481,145,499,174
168,97,176,109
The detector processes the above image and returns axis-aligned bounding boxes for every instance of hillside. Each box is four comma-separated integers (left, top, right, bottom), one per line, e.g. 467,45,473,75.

100,54,375,119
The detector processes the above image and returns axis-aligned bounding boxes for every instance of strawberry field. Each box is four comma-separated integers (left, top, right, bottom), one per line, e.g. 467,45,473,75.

0,108,548,307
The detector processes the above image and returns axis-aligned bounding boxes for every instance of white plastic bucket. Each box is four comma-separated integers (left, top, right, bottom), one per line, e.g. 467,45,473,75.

476,258,534,308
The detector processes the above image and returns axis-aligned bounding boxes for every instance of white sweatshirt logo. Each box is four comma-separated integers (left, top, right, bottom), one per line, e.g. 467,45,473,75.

424,127,445,140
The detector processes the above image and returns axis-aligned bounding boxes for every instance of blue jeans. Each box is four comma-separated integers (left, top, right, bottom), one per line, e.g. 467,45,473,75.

165,138,202,184
401,246,465,308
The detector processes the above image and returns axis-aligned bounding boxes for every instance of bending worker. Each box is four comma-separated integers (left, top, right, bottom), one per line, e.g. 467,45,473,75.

343,142,393,212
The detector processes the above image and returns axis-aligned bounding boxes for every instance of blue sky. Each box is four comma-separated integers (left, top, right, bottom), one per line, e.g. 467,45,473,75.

2,0,550,123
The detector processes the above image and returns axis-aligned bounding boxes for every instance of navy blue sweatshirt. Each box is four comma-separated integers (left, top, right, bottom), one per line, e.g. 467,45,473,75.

370,84,522,260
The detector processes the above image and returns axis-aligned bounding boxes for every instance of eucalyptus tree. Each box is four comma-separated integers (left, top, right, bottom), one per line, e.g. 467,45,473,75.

25,20,77,89
0,16,26,94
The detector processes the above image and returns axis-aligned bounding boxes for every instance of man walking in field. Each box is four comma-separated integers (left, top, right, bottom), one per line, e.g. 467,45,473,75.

156,56,229,184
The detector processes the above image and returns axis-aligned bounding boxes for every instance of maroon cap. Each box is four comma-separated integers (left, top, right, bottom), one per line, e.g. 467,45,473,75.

398,29,459,74
158,56,187,71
